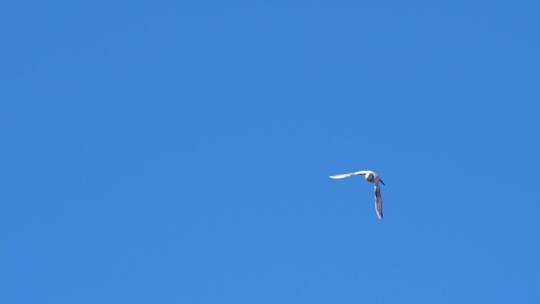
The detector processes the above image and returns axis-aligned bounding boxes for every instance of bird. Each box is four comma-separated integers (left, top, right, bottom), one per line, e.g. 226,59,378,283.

329,170,385,220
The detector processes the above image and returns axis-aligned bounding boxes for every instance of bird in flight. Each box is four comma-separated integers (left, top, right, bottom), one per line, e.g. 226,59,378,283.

329,170,385,220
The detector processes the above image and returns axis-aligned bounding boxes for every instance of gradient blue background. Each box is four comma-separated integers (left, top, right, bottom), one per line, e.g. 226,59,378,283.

2,1,539,303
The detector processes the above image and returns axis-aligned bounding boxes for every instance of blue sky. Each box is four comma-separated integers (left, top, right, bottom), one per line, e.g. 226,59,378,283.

1,1,539,303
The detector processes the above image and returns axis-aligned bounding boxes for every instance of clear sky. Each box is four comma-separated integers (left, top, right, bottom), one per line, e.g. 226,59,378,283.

1,1,539,303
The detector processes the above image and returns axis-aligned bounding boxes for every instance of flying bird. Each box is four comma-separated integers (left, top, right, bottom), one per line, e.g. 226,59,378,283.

329,170,385,219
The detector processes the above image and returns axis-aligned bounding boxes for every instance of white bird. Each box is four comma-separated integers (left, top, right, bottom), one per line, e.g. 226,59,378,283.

329,170,386,220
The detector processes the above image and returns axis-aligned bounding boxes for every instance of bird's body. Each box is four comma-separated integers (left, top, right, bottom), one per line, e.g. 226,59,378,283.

329,170,385,219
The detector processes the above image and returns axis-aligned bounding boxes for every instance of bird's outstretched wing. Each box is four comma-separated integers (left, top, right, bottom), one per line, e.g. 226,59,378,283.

374,183,383,220
329,170,369,180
